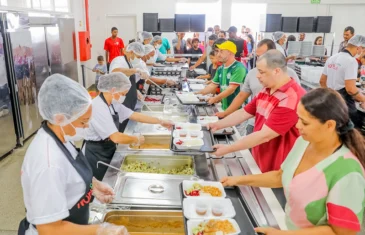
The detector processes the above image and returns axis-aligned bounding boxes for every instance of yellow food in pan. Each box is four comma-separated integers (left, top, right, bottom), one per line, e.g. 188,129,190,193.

130,144,170,150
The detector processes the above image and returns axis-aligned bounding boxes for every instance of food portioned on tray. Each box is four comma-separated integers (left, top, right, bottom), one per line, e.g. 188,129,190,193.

192,220,236,235
176,92,200,102
144,97,161,102
185,183,222,197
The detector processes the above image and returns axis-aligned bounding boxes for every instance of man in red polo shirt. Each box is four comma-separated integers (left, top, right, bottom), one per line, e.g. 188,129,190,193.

208,50,306,172
104,27,125,71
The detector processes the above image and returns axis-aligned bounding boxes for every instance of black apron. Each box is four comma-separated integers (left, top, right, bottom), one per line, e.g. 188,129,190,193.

336,49,361,127
18,122,93,235
84,93,119,181
120,55,138,132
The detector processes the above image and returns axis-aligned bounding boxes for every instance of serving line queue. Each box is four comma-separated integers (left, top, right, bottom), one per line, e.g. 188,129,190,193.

18,34,365,235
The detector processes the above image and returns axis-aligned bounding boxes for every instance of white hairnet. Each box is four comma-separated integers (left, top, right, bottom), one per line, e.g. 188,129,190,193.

141,31,153,41
272,32,285,41
126,42,145,57
151,36,162,45
348,35,365,47
144,44,155,54
97,72,132,93
38,74,91,126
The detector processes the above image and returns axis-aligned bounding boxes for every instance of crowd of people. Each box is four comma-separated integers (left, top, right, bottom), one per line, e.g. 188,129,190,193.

18,22,365,235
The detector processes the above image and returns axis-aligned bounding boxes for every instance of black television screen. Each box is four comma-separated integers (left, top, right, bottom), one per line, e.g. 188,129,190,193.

143,13,158,32
190,14,205,32
159,18,175,32
175,14,190,32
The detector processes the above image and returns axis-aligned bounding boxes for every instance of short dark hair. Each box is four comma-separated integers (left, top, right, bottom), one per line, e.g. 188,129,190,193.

192,38,200,44
257,39,276,50
209,51,216,56
111,27,118,32
97,55,104,61
219,30,226,34
344,26,355,35
208,34,218,41
129,39,135,44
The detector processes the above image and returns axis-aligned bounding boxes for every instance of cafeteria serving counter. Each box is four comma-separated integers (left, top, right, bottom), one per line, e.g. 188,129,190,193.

92,109,287,232
89,64,286,234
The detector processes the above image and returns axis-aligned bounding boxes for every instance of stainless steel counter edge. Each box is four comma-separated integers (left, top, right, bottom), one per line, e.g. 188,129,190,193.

230,126,287,230
214,104,287,230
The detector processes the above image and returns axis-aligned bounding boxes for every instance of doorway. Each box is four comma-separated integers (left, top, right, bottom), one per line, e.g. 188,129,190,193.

231,3,267,39
105,15,137,44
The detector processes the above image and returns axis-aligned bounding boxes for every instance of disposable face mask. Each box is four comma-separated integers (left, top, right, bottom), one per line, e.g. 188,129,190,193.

61,123,86,142
118,95,126,103
147,57,156,64
156,44,162,49
130,56,141,65
113,93,126,104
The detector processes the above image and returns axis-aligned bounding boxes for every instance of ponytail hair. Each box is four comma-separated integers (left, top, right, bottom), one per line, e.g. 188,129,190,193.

339,124,365,167
301,88,365,168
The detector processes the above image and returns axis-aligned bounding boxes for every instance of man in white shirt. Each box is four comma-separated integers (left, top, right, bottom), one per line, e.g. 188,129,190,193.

216,39,301,135
320,35,365,128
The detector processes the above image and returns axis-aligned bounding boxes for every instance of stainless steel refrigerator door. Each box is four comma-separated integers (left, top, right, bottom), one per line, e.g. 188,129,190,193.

45,26,63,75
30,27,50,94
9,29,43,140
0,34,17,156
58,18,77,81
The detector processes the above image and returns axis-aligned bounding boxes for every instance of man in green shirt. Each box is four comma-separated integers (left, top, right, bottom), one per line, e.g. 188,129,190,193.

196,41,246,110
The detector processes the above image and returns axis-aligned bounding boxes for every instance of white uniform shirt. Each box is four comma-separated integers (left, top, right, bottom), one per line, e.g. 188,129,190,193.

133,60,150,82
109,56,129,73
322,52,358,90
21,128,85,235
112,100,134,123
84,96,121,141
275,43,287,57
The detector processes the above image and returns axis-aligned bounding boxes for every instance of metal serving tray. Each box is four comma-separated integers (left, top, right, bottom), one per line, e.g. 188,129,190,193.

175,91,207,106
128,135,172,151
170,127,216,153
121,154,195,175
113,172,198,206
103,210,185,235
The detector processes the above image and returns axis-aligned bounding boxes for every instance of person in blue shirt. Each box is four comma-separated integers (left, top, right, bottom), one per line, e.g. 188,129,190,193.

152,33,171,54
92,55,107,88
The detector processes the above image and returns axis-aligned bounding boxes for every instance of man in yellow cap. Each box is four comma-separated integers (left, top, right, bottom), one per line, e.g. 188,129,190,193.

196,40,247,110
